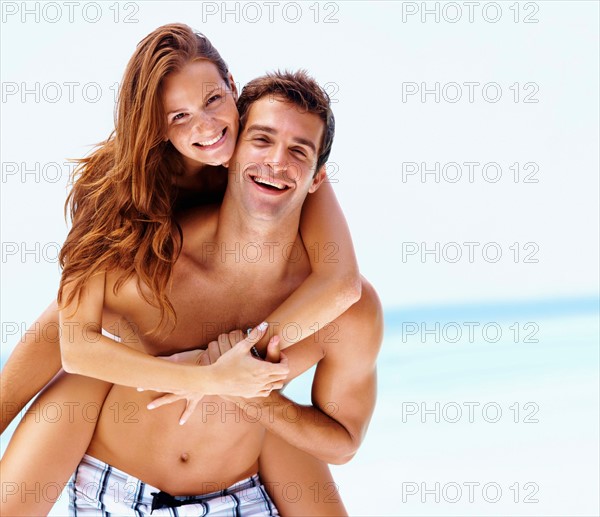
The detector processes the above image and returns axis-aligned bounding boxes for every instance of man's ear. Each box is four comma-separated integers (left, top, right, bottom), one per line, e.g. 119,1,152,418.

229,74,238,102
308,164,327,193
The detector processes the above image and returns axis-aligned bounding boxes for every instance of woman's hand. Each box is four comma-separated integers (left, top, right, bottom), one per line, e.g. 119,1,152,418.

205,324,289,397
146,323,288,424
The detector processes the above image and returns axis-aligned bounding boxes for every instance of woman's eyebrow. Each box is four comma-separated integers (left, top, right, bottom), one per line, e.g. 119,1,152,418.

166,86,223,116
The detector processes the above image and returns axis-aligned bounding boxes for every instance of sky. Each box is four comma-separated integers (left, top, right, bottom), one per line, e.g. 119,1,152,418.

1,1,598,333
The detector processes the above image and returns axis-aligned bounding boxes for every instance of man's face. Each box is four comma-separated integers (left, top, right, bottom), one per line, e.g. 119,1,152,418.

229,96,326,221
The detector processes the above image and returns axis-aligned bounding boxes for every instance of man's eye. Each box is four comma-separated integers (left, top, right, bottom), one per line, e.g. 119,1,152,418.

207,94,222,105
292,149,307,158
254,137,269,143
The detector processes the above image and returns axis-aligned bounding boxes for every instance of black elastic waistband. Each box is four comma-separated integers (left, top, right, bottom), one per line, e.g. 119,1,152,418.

150,475,259,512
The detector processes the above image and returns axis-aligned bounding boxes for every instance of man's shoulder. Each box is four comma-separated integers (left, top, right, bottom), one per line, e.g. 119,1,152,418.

355,277,383,321
321,277,383,359
341,277,383,330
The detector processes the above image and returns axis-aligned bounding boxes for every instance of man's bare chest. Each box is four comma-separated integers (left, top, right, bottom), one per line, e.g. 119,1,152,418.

107,258,306,356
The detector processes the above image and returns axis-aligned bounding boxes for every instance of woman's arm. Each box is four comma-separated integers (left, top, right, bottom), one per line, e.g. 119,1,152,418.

0,302,63,434
58,272,287,396
255,179,362,352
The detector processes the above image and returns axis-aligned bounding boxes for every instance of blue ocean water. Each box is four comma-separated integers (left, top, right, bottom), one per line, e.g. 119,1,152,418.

328,296,599,516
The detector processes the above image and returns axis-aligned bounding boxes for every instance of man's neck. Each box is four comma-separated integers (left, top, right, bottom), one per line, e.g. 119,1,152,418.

208,191,304,279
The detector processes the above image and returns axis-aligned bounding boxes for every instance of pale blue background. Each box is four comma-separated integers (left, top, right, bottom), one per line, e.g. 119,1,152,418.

1,1,598,515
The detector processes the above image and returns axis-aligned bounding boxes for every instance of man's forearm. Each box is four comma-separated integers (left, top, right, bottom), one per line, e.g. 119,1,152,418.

238,391,358,465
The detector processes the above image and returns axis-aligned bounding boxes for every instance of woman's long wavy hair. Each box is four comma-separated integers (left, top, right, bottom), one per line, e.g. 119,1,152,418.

58,24,230,333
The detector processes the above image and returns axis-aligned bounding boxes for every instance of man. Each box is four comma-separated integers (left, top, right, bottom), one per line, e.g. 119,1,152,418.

1,71,382,515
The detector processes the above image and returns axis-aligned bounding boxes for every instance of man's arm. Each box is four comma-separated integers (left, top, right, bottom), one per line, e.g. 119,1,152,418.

238,278,383,464
146,278,382,457
1,302,63,434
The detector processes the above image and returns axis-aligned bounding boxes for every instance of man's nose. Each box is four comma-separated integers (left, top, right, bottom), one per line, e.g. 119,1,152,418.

264,144,288,174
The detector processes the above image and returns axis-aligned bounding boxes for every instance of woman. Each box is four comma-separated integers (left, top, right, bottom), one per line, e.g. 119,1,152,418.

1,24,358,515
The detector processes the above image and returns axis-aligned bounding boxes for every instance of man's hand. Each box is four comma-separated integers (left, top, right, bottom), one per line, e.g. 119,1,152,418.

146,324,288,424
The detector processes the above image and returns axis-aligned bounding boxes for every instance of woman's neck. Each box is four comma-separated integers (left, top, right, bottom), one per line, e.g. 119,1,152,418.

173,155,227,190
171,162,228,212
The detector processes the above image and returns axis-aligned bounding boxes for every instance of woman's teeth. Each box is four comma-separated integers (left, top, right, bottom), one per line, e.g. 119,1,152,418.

197,129,224,147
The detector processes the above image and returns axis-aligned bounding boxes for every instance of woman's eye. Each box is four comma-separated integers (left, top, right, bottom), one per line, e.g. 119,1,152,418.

254,137,269,143
172,113,186,121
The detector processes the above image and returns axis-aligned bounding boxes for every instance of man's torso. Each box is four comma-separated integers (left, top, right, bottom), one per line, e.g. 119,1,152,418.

87,207,323,494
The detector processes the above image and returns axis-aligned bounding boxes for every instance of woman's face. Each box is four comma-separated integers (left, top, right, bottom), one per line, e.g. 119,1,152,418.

162,59,239,171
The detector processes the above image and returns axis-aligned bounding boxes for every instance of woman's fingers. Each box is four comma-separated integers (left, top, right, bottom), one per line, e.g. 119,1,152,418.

147,393,183,410
236,322,268,352
179,399,200,425
256,379,284,397
147,393,204,425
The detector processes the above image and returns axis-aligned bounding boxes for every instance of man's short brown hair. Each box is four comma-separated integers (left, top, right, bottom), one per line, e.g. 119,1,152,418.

237,70,335,172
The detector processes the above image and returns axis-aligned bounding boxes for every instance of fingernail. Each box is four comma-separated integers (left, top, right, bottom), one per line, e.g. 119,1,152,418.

147,404,155,410
257,322,268,331
137,388,144,392
179,419,185,425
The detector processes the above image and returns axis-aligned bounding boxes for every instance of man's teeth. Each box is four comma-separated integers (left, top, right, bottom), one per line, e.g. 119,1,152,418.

254,177,286,190
197,130,224,147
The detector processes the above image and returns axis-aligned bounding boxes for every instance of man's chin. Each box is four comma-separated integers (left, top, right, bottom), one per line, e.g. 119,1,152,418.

243,203,288,223
249,210,281,222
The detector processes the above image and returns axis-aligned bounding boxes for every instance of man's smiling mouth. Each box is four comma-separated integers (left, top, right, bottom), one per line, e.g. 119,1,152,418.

249,174,291,191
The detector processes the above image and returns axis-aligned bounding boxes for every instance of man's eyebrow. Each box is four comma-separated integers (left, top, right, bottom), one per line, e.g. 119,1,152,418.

292,137,317,153
247,124,276,135
246,124,317,153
